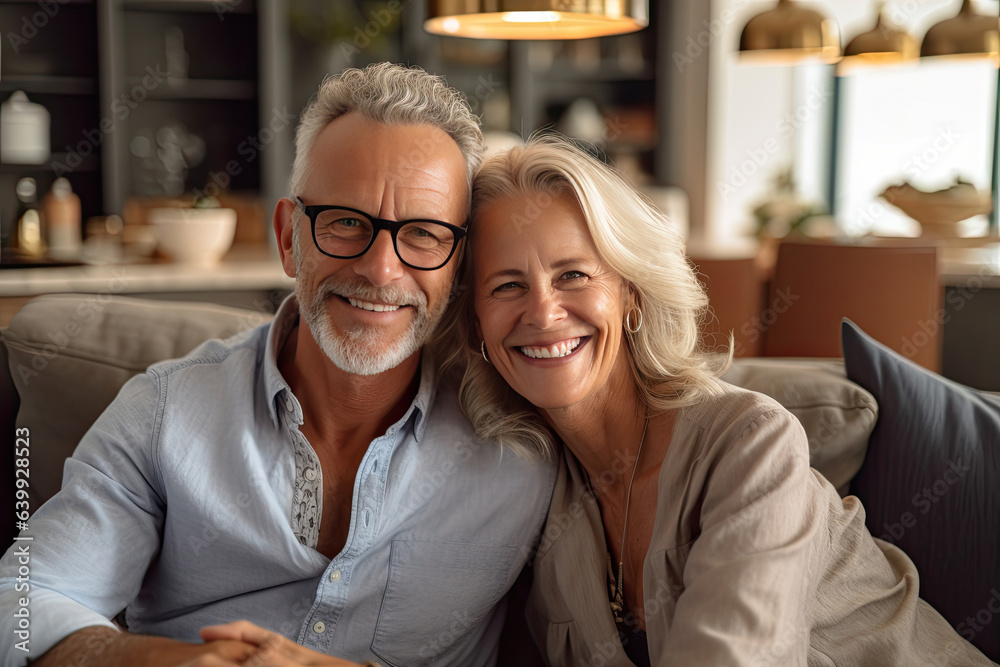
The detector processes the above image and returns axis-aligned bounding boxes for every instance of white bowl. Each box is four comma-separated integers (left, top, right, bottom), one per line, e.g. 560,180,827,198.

148,207,237,265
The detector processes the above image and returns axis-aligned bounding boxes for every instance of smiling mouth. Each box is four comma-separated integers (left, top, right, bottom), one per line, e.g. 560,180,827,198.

343,296,403,313
518,337,584,359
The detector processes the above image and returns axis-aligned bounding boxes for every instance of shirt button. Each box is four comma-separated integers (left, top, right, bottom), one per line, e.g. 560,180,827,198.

329,569,341,582
313,621,326,634
305,468,317,482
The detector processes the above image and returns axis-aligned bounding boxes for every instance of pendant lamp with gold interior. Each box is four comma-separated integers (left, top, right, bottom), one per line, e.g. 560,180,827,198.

839,3,919,72
920,1,999,231
920,0,999,64
739,0,841,63
424,1,648,40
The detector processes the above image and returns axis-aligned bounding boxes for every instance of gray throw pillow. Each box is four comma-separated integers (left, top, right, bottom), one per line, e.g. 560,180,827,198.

843,319,1000,661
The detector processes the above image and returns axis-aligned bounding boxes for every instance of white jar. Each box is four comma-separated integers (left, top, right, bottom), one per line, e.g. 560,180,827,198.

1,91,50,165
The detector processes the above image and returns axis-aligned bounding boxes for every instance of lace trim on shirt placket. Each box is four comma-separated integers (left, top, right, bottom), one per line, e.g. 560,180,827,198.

290,429,322,548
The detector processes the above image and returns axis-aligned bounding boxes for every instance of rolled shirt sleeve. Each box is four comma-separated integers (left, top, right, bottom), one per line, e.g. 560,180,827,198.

0,373,166,667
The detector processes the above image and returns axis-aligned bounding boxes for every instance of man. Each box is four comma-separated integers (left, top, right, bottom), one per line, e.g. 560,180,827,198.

0,63,555,666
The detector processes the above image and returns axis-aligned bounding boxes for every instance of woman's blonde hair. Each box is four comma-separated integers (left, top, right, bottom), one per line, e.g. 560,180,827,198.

435,135,732,461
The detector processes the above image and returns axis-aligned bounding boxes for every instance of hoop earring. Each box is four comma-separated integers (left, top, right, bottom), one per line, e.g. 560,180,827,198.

481,341,491,364
624,307,643,334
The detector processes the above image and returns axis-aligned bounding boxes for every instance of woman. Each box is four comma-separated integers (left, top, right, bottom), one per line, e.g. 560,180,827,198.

439,136,995,666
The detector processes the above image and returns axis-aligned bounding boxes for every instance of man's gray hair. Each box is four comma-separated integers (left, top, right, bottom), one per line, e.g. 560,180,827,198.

289,62,485,200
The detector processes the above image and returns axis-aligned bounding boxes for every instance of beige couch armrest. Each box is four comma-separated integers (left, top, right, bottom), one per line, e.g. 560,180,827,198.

3,294,271,508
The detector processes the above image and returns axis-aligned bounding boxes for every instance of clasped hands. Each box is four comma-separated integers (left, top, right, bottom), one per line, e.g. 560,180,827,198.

178,621,366,667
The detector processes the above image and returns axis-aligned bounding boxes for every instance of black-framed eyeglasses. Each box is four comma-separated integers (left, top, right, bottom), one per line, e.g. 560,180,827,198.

294,197,467,271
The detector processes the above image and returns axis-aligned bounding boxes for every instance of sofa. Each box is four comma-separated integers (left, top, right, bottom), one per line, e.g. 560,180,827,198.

1,294,997,660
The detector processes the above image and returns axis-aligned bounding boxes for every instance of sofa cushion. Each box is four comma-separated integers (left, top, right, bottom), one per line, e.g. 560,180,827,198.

3,294,270,506
843,319,1000,661
723,358,877,494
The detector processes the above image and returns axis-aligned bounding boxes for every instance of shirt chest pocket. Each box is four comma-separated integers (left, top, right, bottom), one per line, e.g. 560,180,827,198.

371,539,516,666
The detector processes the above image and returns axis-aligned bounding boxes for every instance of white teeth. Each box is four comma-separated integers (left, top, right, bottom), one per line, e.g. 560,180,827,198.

347,297,399,312
520,338,582,359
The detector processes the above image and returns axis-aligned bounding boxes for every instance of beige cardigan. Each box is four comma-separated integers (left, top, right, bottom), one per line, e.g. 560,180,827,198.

525,384,994,666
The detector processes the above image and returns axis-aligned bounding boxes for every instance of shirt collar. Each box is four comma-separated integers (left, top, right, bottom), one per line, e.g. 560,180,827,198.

409,348,437,443
263,294,301,429
263,293,438,441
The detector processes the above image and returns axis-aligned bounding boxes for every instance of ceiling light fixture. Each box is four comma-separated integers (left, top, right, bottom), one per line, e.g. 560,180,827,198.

739,0,841,64
920,0,999,65
839,3,919,72
425,1,649,40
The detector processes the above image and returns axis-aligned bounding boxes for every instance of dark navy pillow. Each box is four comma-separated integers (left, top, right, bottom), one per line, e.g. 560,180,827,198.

842,319,1000,661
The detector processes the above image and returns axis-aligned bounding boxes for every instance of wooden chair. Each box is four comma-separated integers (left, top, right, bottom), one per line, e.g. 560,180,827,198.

762,241,941,371
688,256,765,357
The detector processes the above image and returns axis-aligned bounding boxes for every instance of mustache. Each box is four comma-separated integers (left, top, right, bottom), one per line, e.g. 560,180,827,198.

317,277,427,309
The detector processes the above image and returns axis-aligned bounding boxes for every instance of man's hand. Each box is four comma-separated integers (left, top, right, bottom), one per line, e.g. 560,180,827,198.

195,621,366,666
32,625,257,667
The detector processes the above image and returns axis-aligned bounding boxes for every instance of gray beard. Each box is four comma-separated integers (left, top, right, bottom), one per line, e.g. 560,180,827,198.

293,236,446,375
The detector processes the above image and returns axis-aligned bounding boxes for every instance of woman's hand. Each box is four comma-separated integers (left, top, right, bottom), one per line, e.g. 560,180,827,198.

194,621,366,666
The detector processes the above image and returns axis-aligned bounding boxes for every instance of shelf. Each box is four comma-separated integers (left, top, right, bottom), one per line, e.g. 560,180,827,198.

126,77,256,101
0,75,97,96
0,153,99,175
0,0,91,4
0,0,276,239
532,64,654,84
123,0,254,14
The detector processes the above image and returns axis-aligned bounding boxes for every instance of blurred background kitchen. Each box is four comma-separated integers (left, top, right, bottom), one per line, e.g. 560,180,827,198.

0,0,998,381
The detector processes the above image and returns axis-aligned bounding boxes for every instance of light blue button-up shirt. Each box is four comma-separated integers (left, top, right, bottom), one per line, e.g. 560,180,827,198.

0,297,556,667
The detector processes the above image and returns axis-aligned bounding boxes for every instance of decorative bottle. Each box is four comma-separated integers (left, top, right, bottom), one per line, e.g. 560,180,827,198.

11,177,44,258
43,177,82,260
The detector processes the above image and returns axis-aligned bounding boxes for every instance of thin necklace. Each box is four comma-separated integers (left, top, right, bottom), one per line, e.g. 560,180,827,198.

586,417,649,624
